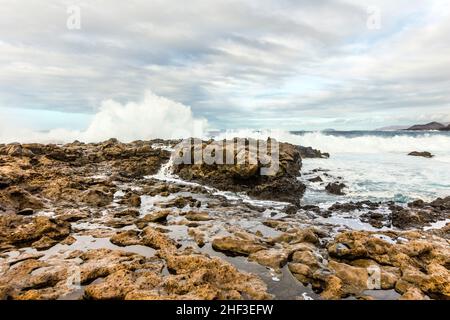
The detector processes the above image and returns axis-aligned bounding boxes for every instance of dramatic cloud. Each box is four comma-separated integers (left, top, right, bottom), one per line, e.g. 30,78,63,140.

0,91,207,143
0,0,449,134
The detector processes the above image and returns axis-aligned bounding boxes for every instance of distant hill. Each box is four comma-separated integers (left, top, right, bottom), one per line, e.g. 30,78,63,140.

376,125,408,131
405,122,446,131
440,124,450,131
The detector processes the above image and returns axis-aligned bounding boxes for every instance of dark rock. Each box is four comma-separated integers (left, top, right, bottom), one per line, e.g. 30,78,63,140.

0,175,11,189
297,146,330,159
325,182,346,195
360,211,386,228
308,176,323,183
283,205,298,215
172,138,305,206
17,208,34,216
408,151,433,158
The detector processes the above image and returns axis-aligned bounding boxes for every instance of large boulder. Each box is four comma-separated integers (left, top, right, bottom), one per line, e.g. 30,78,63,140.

172,138,305,206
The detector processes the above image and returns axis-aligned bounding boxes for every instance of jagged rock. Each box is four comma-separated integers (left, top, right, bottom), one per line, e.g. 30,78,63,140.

212,236,266,256
308,176,323,182
248,249,289,270
162,249,272,300
0,187,44,211
155,196,201,209
188,228,206,247
141,226,178,251
325,182,346,195
172,138,305,206
114,208,140,218
0,215,71,251
297,146,330,159
408,151,433,158
139,210,171,223
79,188,114,207
110,230,142,247
185,211,211,221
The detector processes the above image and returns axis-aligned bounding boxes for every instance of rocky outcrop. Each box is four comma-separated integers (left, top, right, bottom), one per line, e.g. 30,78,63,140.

408,151,433,158
0,137,448,301
0,214,71,251
325,230,450,299
172,138,305,206
325,182,346,195
390,197,450,229
297,146,330,159
212,236,267,256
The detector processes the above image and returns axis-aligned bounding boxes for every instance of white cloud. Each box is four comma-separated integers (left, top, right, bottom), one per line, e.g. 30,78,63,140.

0,91,208,143
0,0,449,131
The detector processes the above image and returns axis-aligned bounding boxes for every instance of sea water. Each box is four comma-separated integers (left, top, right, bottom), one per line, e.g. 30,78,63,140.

212,130,450,204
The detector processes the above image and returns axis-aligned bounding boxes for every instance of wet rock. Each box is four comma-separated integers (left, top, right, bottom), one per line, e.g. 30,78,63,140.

141,226,178,251
118,192,141,207
271,228,320,245
326,230,450,299
79,188,114,207
139,210,171,223
248,249,289,270
360,211,386,228
282,205,298,215
172,139,305,206
390,207,448,229
0,187,44,211
400,287,429,300
408,151,433,158
429,196,450,210
292,250,321,269
288,263,314,285
114,208,140,218
162,249,272,300
104,215,137,228
325,182,346,195
17,208,34,216
297,146,330,159
308,176,323,183
84,269,142,299
32,236,59,250
0,215,71,250
185,211,211,221
110,230,142,247
188,228,206,247
156,196,201,209
212,236,266,256
55,210,90,222
329,201,380,212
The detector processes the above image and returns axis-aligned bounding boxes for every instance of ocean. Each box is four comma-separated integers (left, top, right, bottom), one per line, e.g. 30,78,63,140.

211,130,450,205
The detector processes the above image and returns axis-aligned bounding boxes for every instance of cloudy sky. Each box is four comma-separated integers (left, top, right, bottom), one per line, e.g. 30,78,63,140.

1,0,450,135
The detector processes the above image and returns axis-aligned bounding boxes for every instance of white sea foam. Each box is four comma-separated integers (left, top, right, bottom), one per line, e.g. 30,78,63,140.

0,91,207,143
213,129,450,156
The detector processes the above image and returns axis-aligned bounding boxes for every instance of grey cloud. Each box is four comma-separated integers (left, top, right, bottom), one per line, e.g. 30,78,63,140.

0,0,449,130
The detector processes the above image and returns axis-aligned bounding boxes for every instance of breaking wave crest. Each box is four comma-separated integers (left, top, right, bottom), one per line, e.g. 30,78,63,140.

213,129,450,156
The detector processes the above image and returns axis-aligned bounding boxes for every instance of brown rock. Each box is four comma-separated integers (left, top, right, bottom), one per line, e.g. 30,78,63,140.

185,211,211,221
212,236,266,256
248,249,289,270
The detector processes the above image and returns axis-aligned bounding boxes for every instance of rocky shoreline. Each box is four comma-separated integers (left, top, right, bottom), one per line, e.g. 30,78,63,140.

0,139,449,300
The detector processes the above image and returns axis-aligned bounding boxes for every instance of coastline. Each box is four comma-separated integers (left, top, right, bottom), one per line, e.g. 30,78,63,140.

0,138,449,300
